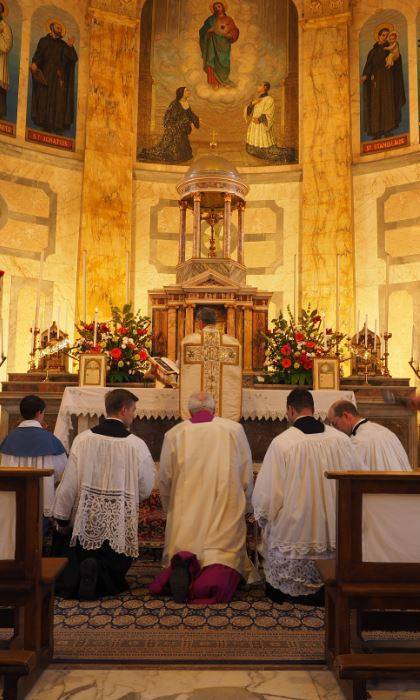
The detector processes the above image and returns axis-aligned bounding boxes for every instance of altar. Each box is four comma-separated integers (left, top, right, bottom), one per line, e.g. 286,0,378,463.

54,386,356,459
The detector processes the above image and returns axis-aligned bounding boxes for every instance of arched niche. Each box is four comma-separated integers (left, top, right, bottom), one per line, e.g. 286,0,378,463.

136,0,299,167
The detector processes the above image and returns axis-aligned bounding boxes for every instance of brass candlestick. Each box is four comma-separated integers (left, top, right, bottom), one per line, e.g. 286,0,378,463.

381,332,392,378
0,355,6,368
409,359,420,380
29,326,40,371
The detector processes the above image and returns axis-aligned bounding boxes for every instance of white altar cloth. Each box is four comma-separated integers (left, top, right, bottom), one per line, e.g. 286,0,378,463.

54,386,356,452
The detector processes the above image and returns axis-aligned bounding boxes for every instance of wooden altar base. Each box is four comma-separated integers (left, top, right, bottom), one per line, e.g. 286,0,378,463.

0,376,417,467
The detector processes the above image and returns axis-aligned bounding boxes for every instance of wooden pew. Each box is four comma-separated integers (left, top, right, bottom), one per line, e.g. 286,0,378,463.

317,471,420,700
0,468,67,700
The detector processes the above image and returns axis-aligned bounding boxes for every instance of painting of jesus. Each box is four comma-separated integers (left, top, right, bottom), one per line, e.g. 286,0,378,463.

199,2,239,89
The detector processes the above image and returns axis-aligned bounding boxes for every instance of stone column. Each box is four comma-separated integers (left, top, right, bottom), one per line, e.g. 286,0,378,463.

226,306,235,336
237,202,245,265
77,3,140,319
300,0,354,334
178,201,187,264
192,193,201,258
167,306,178,360
243,307,253,373
223,194,232,259
185,304,194,335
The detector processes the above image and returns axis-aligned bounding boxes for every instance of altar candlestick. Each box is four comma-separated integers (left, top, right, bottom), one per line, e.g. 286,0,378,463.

34,250,45,333
322,314,327,350
56,306,60,339
82,250,87,321
64,306,68,337
126,252,130,306
411,325,415,363
364,315,368,348
47,321,50,343
93,308,98,347
0,316,3,358
384,254,390,334
356,310,360,344
335,254,340,333
293,254,297,318
373,320,377,351
31,319,36,354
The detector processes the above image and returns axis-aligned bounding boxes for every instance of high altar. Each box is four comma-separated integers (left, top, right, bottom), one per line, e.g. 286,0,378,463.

149,152,271,374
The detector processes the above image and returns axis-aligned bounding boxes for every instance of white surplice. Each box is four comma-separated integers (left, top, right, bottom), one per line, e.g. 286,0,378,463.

244,95,276,149
159,416,259,583
179,326,242,422
53,430,156,558
253,425,366,595
351,421,411,471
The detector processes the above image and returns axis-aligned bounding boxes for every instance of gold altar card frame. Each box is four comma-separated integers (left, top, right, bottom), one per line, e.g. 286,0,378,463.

313,357,340,390
79,353,107,387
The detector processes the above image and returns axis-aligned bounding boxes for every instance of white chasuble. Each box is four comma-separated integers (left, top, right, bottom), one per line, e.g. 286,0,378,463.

179,326,242,421
159,416,258,583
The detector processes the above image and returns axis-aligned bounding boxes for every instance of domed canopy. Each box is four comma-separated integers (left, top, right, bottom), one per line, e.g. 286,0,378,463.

176,151,249,210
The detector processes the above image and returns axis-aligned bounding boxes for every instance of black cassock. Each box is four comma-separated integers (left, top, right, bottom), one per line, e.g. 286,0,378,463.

362,42,406,138
138,99,199,163
31,34,78,134
53,419,133,600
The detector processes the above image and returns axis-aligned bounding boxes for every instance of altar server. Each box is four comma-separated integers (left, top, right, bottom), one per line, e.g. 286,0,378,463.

253,388,365,606
328,400,411,471
0,394,67,516
53,389,155,599
150,391,258,604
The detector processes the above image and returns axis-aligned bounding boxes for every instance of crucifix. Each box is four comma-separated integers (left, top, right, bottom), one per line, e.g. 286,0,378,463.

183,326,239,415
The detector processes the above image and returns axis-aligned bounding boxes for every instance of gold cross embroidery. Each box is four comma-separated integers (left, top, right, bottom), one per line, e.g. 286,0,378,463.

184,326,239,415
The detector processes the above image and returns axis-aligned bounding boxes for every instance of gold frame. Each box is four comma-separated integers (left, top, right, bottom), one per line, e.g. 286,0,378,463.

313,357,340,390
79,353,107,387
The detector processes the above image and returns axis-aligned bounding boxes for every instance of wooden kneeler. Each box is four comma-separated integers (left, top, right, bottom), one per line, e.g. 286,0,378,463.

0,468,67,700
317,471,420,700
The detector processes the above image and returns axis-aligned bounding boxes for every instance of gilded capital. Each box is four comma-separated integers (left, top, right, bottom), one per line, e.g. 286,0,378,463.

303,0,351,22
88,0,143,21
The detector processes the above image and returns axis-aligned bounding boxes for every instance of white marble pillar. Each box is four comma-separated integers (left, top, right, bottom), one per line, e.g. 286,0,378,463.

192,193,201,258
178,201,187,264
237,202,245,265
223,194,232,259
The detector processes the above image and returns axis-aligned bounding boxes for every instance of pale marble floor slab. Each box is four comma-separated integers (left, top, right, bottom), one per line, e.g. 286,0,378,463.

22,668,420,700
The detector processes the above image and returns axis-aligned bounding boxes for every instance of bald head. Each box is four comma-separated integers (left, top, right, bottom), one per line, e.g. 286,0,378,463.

188,392,215,416
328,400,361,435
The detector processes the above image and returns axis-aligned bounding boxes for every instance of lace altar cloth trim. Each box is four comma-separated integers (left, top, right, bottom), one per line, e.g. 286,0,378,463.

54,386,356,451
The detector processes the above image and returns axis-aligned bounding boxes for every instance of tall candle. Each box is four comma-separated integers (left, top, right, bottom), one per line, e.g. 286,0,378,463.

384,254,390,334
411,325,415,363
56,306,60,339
364,314,368,348
64,306,68,336
31,319,36,354
0,316,3,358
82,250,87,321
293,253,298,318
322,313,327,350
34,249,45,332
356,310,360,344
373,320,377,352
93,308,98,347
126,252,130,306
335,253,340,333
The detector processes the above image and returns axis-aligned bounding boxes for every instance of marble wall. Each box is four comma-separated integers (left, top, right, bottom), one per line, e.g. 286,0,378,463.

0,0,418,389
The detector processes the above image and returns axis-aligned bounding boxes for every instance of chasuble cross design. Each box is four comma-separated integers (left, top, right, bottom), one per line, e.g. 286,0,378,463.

180,326,242,421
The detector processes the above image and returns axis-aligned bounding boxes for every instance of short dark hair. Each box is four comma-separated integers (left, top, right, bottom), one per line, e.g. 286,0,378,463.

0,4,5,14
20,395,46,420
331,400,359,418
197,307,217,326
286,388,314,413
263,81,271,92
378,27,389,36
105,389,138,416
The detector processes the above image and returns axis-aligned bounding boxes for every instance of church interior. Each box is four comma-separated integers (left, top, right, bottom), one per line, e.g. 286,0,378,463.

0,0,420,697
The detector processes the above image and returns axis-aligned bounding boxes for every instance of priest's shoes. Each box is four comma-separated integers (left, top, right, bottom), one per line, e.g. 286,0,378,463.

169,560,191,603
265,582,325,607
78,558,98,600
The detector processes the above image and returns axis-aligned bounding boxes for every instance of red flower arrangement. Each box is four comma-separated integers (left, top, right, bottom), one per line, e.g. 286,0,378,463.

262,306,346,385
74,304,151,383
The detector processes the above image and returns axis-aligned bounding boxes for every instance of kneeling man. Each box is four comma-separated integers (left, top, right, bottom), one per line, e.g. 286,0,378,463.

253,389,364,606
150,392,258,604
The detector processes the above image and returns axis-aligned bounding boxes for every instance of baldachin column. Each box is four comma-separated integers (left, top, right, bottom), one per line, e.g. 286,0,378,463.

178,201,187,264
237,202,245,265
300,0,354,334
192,193,201,258
223,193,232,259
